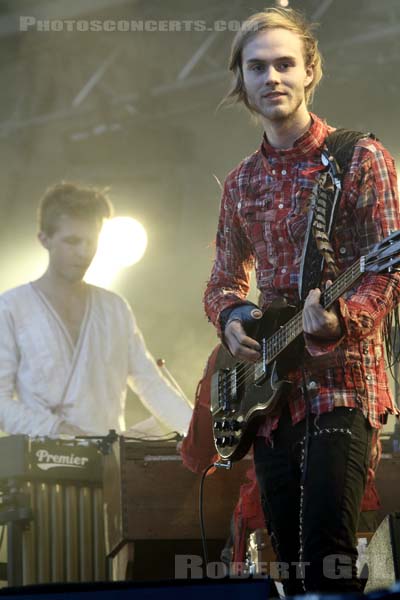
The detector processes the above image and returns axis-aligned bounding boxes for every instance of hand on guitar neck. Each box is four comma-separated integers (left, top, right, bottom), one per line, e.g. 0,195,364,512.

302,280,343,340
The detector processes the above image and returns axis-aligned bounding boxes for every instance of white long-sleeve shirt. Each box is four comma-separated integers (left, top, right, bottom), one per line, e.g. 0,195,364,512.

0,283,192,436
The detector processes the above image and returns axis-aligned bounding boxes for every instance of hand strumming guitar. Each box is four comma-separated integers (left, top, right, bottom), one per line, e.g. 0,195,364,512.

224,320,262,363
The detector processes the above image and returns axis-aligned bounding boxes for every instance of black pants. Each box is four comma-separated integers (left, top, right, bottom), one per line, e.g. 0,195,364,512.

254,405,372,595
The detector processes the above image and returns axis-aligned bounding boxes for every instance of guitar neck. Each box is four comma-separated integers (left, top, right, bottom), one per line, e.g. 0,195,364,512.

264,257,364,363
320,258,364,309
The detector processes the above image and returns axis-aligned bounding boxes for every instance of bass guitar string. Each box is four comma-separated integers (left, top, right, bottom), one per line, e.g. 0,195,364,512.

229,259,362,391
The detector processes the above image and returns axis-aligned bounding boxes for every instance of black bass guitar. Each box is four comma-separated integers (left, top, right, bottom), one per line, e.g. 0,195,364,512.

211,230,400,462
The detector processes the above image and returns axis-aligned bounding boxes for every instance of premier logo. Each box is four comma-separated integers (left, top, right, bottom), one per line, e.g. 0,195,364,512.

35,449,89,471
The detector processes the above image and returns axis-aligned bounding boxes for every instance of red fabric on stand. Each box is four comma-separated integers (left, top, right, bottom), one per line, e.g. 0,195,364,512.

232,464,265,563
180,344,266,563
180,345,220,474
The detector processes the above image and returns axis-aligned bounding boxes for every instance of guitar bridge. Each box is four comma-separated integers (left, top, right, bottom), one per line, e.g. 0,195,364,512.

254,338,267,384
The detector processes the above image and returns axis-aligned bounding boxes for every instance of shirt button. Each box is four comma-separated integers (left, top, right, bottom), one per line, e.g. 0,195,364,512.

278,236,284,242
278,203,284,209
363,348,369,355
366,375,372,381
339,247,347,255
281,169,287,175
272,169,276,175
281,268,287,274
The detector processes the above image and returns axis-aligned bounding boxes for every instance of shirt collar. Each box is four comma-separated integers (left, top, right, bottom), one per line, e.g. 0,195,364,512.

260,112,329,171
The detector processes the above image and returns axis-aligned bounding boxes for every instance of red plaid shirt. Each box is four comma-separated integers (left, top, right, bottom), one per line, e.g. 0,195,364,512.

204,113,400,431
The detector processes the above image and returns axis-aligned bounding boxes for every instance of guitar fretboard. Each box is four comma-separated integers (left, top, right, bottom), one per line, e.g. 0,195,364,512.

264,258,363,363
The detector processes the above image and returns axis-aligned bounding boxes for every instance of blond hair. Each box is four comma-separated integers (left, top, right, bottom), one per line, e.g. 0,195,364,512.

223,7,323,112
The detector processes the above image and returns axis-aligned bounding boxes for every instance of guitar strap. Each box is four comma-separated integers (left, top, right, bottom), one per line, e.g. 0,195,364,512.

297,129,376,481
223,129,375,331
298,129,376,303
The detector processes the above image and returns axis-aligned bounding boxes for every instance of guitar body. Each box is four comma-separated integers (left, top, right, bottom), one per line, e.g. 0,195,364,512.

211,302,302,462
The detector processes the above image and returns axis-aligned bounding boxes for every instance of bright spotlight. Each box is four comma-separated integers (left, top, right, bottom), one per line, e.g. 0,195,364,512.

276,0,289,6
85,217,147,288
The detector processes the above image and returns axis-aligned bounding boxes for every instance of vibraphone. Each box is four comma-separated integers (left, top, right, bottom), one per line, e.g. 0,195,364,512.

0,435,106,586
0,434,252,585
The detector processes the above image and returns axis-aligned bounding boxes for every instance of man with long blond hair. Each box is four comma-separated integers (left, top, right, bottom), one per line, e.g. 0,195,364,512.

204,7,400,594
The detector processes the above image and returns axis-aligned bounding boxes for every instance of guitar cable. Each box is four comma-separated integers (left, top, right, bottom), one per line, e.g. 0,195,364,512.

199,460,232,569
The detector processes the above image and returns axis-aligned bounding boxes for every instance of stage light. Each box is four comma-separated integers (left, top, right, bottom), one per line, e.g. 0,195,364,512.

276,0,289,6
85,217,147,288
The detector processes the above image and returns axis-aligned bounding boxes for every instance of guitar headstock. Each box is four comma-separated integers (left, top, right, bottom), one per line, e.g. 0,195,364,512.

364,230,400,274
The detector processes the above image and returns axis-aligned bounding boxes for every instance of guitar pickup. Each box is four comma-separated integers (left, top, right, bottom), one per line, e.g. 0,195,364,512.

229,369,238,403
210,367,239,416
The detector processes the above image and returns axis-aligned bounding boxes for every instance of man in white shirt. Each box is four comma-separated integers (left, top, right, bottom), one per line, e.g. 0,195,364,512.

0,182,192,437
